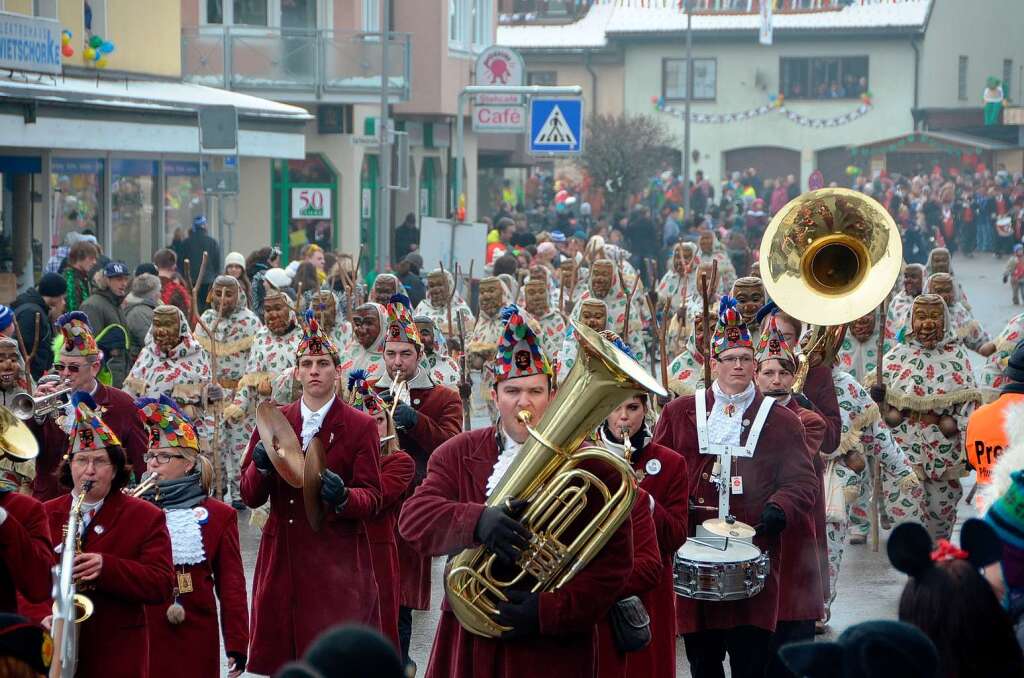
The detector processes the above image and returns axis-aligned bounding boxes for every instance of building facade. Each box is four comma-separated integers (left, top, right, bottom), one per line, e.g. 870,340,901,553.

498,0,1024,191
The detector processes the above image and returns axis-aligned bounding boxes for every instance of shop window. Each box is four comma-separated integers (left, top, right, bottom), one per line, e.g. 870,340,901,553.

958,55,968,101
206,0,268,26
663,58,717,101
110,159,157,268
780,56,868,100
50,157,105,259
164,161,206,250
527,71,557,86
1003,58,1013,98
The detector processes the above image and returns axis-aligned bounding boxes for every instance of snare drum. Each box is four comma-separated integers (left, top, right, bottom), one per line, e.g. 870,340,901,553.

673,537,770,602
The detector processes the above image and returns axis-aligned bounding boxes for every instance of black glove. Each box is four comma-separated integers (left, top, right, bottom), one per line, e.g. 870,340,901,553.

320,469,349,512
1005,274,1010,284
252,441,274,474
757,503,787,537
791,392,813,410
226,652,247,674
393,403,419,430
496,589,540,639
869,384,887,405
474,500,531,565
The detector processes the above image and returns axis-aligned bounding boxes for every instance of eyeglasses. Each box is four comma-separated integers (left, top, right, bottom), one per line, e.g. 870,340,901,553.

53,363,85,374
71,456,112,469
144,452,187,465
717,355,754,365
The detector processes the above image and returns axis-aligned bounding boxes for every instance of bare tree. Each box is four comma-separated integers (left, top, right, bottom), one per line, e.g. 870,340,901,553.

576,113,678,214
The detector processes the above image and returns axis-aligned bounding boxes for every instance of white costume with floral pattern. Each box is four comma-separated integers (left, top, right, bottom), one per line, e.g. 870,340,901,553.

980,312,1024,401
340,303,386,383
836,324,891,385
573,266,648,363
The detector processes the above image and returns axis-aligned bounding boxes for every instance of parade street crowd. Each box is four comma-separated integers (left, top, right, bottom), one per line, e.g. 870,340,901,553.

4,163,1024,678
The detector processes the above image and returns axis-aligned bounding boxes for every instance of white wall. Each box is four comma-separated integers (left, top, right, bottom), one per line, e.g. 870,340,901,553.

622,38,916,182
918,0,1024,108
235,156,272,257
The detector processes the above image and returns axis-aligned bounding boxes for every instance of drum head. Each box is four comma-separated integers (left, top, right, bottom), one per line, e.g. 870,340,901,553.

677,537,762,563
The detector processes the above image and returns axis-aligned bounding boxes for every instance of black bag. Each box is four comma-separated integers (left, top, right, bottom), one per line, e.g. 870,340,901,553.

608,595,651,653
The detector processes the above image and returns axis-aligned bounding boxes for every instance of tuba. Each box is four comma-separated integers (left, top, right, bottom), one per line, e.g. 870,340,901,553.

444,321,667,638
760,188,903,388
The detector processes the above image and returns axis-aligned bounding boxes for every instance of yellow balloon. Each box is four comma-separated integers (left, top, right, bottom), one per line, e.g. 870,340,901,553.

96,58,108,68
83,47,96,61
61,35,70,46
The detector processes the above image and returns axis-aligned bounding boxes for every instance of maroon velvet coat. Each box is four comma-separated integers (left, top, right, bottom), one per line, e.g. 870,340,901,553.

626,441,689,678
804,364,842,455
378,381,463,610
596,490,663,678
776,400,827,622
240,397,384,675
398,427,635,678
652,390,818,633
145,497,249,678
0,491,53,611
28,491,174,678
366,451,415,650
30,383,149,500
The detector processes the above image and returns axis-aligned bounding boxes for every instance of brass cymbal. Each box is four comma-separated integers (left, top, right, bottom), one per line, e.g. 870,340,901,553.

255,402,303,488
0,406,38,461
303,437,325,533
702,517,756,540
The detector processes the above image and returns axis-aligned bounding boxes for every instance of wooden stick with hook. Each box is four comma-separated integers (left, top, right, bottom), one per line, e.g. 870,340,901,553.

189,253,226,500
11,311,40,370
619,262,642,343
699,259,718,387
439,261,457,344
646,295,670,391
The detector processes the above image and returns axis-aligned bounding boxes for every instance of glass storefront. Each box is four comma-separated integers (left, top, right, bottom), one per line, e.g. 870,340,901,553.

164,160,205,250
50,157,106,256
111,159,159,267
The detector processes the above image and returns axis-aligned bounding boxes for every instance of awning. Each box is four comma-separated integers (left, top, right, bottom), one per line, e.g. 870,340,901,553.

852,130,1021,155
0,74,311,158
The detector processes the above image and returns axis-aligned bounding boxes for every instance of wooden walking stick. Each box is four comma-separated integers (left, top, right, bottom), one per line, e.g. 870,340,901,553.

699,259,718,387
620,265,642,345
647,296,670,391
12,311,40,370
439,261,457,345
870,296,889,553
190,253,226,500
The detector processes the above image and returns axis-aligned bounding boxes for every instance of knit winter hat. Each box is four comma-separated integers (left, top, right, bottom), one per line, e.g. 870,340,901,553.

986,469,1024,549
57,311,99,358
492,304,552,382
383,294,423,350
1005,339,1024,382
0,305,12,333
69,391,121,455
131,273,161,299
778,620,939,678
711,296,752,358
136,395,200,452
38,272,67,297
224,251,246,269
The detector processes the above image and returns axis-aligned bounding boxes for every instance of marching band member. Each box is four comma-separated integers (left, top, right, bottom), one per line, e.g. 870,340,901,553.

135,395,248,678
29,392,173,678
597,347,689,678
29,312,148,500
652,297,817,678
399,305,635,678
373,294,463,672
348,371,415,650
0,414,52,612
240,310,383,675
868,294,982,541
753,315,827,647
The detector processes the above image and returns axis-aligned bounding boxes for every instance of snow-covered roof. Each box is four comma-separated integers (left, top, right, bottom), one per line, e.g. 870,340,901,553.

0,73,311,122
498,1,932,49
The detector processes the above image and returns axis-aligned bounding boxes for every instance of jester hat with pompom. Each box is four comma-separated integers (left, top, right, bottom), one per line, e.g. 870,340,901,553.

491,305,552,382
296,308,339,361
347,369,386,416
711,295,752,358
69,391,121,455
57,311,99,358
135,395,200,452
384,293,423,350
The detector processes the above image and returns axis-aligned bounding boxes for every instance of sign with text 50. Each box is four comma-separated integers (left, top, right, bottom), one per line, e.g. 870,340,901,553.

291,188,332,220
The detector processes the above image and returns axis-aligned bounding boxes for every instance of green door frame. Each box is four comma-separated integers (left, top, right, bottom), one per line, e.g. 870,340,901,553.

420,156,437,218
271,154,339,266
359,154,378,280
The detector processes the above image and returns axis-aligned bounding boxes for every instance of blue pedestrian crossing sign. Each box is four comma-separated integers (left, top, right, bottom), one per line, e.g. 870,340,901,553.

528,98,584,155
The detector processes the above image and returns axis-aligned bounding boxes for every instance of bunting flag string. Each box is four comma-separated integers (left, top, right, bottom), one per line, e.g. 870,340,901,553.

651,95,874,128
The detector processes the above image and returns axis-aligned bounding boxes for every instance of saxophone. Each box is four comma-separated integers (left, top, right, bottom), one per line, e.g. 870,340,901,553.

444,321,667,638
50,480,95,678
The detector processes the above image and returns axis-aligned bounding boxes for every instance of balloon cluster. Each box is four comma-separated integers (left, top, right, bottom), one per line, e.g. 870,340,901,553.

860,91,873,106
60,30,74,58
457,193,466,222
768,92,784,108
845,165,861,177
83,33,115,68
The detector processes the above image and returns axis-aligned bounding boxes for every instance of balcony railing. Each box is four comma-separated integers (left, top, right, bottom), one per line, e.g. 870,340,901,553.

498,0,877,24
181,26,411,103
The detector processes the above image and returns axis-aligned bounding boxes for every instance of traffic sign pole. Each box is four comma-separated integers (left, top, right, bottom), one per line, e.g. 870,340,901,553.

454,85,582,237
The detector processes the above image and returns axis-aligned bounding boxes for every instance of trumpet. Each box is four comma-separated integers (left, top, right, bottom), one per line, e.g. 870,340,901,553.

11,382,72,421
51,479,95,678
126,472,160,499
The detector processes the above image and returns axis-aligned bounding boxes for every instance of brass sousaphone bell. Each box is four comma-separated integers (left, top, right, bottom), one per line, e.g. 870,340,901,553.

0,405,39,462
760,188,903,384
